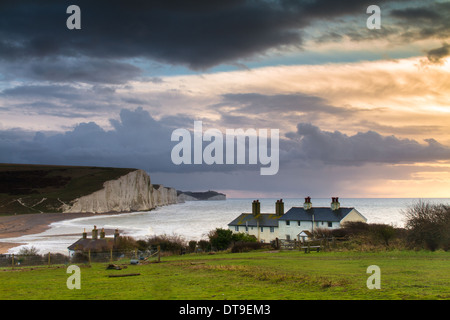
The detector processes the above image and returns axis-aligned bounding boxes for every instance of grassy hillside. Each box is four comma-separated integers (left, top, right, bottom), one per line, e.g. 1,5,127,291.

0,163,137,215
0,250,448,300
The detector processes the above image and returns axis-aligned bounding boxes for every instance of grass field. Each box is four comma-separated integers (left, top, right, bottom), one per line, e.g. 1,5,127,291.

0,250,448,300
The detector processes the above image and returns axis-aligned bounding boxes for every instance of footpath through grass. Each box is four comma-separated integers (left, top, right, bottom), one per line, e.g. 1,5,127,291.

0,250,448,300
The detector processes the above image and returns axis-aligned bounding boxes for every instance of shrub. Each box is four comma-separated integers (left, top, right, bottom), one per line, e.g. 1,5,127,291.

340,221,370,235
312,227,334,239
197,239,211,252
231,241,263,253
370,224,397,246
208,228,233,251
72,252,89,263
232,232,257,243
403,201,450,251
331,222,405,249
146,234,187,254
188,240,197,253
136,239,149,252
115,235,138,251
18,246,40,256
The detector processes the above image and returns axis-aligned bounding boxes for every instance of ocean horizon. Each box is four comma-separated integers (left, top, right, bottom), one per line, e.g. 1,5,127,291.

1,197,450,255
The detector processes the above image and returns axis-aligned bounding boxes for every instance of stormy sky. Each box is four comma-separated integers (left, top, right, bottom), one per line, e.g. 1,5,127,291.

1,0,450,197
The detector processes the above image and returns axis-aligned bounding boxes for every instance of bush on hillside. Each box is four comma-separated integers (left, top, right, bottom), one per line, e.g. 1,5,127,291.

146,234,187,253
403,201,450,251
231,241,263,253
208,228,233,251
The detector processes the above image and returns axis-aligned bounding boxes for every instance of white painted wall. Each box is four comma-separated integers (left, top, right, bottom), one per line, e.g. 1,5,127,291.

279,220,342,240
229,225,279,243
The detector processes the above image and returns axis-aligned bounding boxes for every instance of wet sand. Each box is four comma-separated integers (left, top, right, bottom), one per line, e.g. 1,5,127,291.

0,212,97,253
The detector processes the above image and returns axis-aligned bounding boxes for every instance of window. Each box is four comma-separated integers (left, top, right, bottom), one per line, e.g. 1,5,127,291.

286,235,291,241
270,227,274,233
235,226,239,231
328,222,332,228
260,227,264,232
298,221,301,226
286,220,290,226
245,225,249,232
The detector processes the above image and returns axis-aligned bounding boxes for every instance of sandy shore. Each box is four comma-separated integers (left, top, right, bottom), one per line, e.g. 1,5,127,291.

0,212,97,253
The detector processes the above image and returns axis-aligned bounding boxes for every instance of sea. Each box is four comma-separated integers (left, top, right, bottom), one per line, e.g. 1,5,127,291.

1,198,449,255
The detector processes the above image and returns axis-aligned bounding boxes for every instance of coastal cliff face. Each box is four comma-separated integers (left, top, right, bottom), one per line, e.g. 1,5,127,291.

62,170,178,213
152,184,178,207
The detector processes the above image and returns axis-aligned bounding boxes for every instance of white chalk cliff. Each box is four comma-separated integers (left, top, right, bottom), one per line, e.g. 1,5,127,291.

62,169,178,213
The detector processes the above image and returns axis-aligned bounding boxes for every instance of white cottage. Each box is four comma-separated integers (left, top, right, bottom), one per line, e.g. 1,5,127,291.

278,197,367,241
228,197,367,243
227,200,284,243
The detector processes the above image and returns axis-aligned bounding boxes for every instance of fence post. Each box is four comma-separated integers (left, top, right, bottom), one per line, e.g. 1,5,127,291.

48,252,51,267
157,245,160,263
110,248,113,263
88,249,91,266
11,254,14,269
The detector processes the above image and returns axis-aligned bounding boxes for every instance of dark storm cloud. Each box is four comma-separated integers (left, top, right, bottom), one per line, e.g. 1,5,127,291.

388,2,450,41
2,84,83,100
0,83,125,117
2,108,450,176
285,123,450,165
0,108,176,171
314,1,450,47
0,56,142,84
426,43,450,64
390,7,441,20
0,0,391,72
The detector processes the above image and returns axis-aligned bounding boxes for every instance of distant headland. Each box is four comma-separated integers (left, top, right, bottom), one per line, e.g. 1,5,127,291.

177,190,226,202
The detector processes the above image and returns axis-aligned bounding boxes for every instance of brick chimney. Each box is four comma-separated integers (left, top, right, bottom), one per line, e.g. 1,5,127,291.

275,199,284,216
331,197,340,210
92,225,98,240
100,228,106,239
82,228,87,239
114,229,120,244
252,200,261,216
303,196,312,210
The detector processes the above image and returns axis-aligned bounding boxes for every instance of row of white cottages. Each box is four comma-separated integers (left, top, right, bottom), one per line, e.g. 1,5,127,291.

228,197,367,243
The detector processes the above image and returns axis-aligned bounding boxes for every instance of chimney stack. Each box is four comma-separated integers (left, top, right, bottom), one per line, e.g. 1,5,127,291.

252,200,261,216
100,228,106,239
303,196,312,210
82,228,87,239
331,197,340,210
92,225,98,240
275,199,284,216
114,229,120,243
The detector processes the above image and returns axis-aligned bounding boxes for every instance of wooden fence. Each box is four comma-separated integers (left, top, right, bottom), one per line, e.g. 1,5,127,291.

274,237,346,252
0,246,161,269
